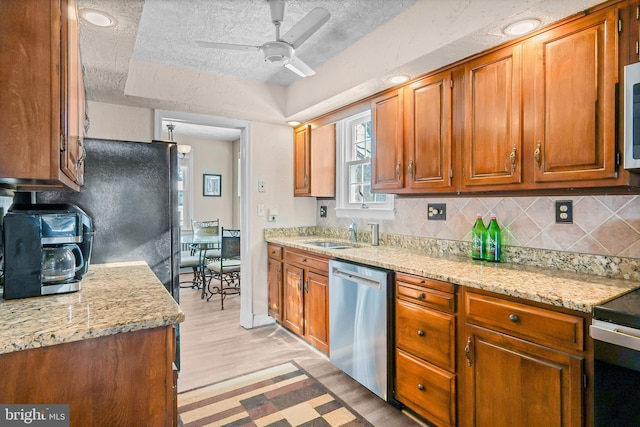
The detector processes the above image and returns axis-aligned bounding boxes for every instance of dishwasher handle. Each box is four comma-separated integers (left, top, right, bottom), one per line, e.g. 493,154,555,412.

331,267,382,290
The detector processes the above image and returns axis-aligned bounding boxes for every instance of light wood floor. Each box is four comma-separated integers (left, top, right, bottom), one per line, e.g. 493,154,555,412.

177,278,425,427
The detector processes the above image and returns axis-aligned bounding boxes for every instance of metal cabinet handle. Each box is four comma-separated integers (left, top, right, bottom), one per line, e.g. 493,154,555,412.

534,141,541,168
465,336,472,367
408,159,414,177
509,144,517,172
417,330,425,337
509,314,520,323
417,384,425,391
396,161,401,179
305,278,309,293
417,293,426,300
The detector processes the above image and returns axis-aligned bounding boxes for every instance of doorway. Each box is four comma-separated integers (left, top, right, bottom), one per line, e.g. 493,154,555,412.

154,109,254,328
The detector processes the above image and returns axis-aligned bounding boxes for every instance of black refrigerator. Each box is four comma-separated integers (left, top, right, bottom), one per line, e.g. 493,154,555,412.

37,138,181,363
38,138,180,300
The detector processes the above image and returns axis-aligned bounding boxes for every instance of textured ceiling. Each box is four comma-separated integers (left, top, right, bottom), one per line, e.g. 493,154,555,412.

77,0,605,127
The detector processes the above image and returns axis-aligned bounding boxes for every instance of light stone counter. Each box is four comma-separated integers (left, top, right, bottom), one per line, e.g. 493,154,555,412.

266,235,640,314
0,261,184,355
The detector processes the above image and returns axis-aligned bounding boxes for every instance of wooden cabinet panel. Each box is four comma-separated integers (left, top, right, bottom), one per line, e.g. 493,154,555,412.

396,349,456,427
310,123,336,197
267,257,282,321
0,327,175,426
304,271,329,354
0,0,84,191
281,248,330,353
372,89,404,191
283,264,304,335
464,292,584,352
463,44,523,187
463,324,583,427
396,273,456,313
403,71,453,190
396,299,456,372
293,125,311,196
531,8,618,183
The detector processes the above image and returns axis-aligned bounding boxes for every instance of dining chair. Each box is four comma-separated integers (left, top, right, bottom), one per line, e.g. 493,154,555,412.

181,220,221,298
205,228,240,310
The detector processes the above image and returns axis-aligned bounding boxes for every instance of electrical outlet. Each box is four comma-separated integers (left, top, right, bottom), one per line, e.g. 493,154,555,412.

268,215,277,222
556,200,573,223
257,204,265,217
320,206,327,218
428,203,446,220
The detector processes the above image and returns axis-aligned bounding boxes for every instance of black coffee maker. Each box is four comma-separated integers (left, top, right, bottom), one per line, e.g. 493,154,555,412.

2,204,93,299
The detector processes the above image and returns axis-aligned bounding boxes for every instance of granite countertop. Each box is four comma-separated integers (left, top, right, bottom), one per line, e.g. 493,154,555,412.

266,235,640,314
0,261,184,355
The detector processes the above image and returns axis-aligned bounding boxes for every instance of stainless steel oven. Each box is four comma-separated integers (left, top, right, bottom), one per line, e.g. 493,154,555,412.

591,288,640,426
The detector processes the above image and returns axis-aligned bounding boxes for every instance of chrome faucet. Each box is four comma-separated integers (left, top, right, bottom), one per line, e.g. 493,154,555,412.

348,218,357,243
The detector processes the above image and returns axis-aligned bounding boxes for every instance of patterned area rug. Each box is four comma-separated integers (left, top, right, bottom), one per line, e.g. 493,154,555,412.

178,361,374,427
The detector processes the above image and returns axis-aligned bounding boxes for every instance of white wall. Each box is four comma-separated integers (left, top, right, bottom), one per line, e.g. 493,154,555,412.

175,135,235,230
86,101,153,142
249,122,317,317
232,139,241,229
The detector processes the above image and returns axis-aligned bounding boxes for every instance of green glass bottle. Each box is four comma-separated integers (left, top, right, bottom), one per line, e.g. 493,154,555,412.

470,213,486,260
484,213,502,262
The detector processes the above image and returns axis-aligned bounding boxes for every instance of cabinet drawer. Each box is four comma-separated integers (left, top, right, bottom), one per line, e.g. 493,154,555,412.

267,244,282,260
396,299,455,372
464,292,584,352
396,349,456,427
396,273,455,313
285,250,329,274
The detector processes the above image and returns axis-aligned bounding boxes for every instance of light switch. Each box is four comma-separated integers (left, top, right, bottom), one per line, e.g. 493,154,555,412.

258,181,266,192
257,204,265,216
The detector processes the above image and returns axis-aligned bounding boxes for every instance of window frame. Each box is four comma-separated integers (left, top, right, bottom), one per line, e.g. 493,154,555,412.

178,154,194,232
335,110,394,220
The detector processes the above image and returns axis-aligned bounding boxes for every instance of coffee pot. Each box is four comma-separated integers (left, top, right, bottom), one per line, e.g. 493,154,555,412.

41,244,84,284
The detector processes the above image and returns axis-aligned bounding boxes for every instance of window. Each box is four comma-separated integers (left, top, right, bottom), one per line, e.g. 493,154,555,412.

335,110,394,219
177,155,193,231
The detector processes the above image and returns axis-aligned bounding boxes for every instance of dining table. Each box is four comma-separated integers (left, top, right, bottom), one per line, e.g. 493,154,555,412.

180,234,222,298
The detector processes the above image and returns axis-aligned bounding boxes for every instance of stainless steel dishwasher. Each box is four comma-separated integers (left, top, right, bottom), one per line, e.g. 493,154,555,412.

329,259,393,400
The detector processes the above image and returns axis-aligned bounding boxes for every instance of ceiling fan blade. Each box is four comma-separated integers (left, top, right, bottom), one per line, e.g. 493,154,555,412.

285,55,316,77
196,41,261,52
281,7,330,49
268,0,285,23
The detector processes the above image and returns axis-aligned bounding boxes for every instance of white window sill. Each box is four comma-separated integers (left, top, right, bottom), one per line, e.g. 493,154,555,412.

335,207,395,220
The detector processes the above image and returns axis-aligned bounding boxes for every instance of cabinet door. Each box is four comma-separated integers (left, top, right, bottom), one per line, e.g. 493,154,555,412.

267,258,282,321
304,271,329,354
404,71,453,190
60,0,83,185
371,89,404,191
463,44,523,187
462,325,583,427
283,264,304,335
293,125,311,196
310,123,336,197
531,8,617,183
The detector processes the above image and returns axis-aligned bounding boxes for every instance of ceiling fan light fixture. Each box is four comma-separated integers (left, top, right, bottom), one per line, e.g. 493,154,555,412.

503,18,541,36
262,41,294,66
79,8,116,27
287,121,301,127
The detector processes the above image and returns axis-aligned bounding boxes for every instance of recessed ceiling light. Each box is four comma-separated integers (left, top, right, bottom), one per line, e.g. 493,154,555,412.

79,8,116,27
503,19,541,36
287,121,301,127
388,75,410,84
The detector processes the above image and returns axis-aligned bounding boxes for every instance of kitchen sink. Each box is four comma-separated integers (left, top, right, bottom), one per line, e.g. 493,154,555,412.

304,241,354,249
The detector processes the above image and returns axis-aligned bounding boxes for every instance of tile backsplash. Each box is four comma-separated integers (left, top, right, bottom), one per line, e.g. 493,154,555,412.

317,195,640,258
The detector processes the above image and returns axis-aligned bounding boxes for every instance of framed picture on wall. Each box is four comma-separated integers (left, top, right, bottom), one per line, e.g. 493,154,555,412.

203,174,221,197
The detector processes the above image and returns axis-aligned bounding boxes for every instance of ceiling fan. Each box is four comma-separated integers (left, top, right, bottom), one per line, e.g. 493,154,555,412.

196,0,330,77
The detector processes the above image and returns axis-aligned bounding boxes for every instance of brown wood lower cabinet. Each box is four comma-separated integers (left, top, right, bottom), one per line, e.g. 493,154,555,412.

267,243,283,321
460,288,590,427
0,326,176,426
281,248,330,354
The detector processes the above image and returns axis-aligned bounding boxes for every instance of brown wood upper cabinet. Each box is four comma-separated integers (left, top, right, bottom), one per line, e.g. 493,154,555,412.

372,89,405,191
463,44,523,187
404,71,454,191
0,0,85,191
529,7,618,183
293,123,336,197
